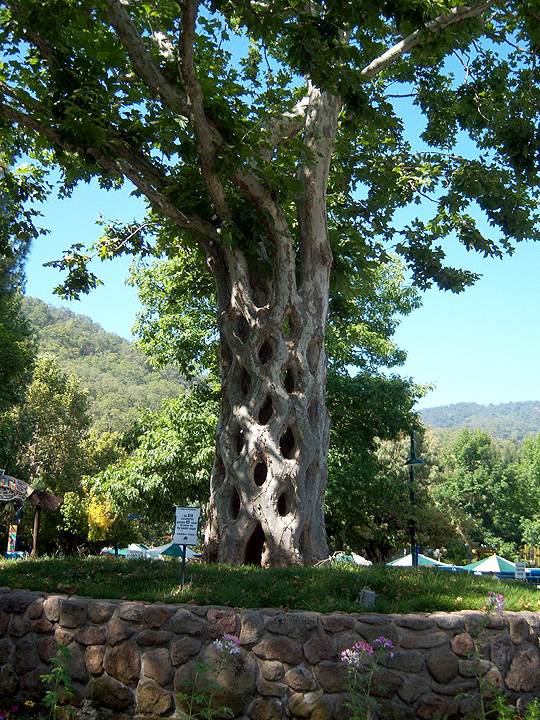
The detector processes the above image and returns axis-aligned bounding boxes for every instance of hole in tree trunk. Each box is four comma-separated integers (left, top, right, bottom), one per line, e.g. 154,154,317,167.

240,369,251,397
283,367,295,394
282,316,292,337
258,340,273,365
277,492,287,516
280,427,296,459
258,395,273,424
231,488,241,519
254,460,267,486
282,310,301,339
245,522,265,566
237,315,249,343
236,428,244,454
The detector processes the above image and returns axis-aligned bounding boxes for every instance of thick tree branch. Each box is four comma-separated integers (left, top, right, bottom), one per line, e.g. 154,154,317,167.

108,0,293,233
232,169,298,300
0,79,43,114
260,97,309,162
106,0,189,115
361,0,496,78
178,0,231,220
0,101,218,245
2,76,169,197
297,84,340,289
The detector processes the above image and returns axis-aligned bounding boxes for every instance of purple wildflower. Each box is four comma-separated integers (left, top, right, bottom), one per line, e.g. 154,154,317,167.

341,640,375,668
214,633,241,655
341,647,361,667
373,636,395,658
487,591,505,611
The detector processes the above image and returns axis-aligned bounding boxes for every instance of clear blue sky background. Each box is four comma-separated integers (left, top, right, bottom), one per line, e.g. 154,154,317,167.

24,175,540,412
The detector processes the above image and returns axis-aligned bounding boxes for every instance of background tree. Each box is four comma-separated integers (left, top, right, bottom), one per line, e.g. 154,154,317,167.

2,0,540,564
15,355,91,490
516,434,540,551
0,156,40,412
0,290,34,411
0,156,41,471
429,429,537,561
9,354,123,552
0,289,35,469
326,379,417,560
327,410,459,562
86,382,218,542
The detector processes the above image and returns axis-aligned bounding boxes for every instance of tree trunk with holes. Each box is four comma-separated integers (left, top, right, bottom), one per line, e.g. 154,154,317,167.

203,89,339,567
204,253,331,566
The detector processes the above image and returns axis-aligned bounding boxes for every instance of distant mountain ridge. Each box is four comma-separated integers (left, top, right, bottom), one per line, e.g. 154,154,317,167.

21,297,540,442
420,401,540,441
22,296,186,433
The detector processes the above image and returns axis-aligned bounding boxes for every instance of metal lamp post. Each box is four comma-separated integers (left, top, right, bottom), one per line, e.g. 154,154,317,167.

404,430,425,567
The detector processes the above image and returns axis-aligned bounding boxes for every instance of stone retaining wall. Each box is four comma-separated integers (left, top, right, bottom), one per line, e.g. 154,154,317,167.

1,588,540,719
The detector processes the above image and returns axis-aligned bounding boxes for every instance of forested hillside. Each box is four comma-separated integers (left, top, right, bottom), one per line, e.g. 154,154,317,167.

22,297,186,432
421,402,540,441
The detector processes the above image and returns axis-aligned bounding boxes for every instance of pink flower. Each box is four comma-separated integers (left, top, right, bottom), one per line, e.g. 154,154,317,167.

355,640,375,656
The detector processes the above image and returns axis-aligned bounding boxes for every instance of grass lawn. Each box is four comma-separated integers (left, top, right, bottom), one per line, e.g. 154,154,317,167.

1,556,539,614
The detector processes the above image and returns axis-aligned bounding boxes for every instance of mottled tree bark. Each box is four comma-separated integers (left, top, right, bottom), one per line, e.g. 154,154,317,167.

204,88,340,566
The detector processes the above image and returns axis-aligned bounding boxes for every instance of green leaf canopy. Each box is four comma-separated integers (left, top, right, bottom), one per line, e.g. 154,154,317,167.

0,0,538,295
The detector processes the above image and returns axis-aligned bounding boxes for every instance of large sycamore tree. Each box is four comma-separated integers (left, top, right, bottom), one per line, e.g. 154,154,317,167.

1,0,539,565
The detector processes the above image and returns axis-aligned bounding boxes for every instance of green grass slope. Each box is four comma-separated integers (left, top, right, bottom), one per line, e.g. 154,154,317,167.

2,556,538,614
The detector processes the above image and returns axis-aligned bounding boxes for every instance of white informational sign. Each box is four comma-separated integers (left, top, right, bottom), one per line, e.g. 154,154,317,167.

126,544,148,559
515,561,527,581
173,507,201,546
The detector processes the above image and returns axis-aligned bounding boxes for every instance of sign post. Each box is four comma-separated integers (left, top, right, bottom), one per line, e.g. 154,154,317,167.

173,507,201,590
515,561,527,581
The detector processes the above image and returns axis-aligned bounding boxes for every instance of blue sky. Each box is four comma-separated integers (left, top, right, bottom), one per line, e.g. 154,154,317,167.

25,180,142,340
24,175,540,411
392,240,540,408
